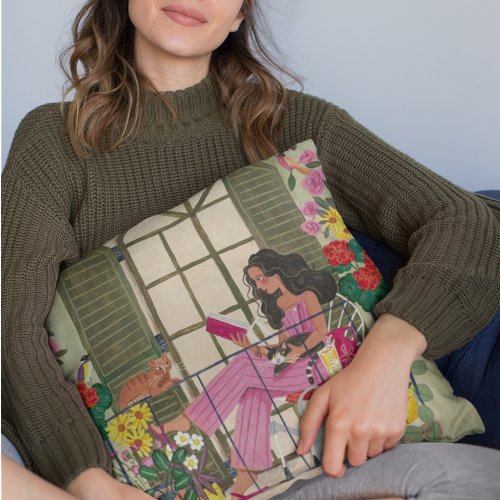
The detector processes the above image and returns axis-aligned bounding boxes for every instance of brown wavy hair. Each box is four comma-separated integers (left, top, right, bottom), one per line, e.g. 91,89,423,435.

60,0,302,161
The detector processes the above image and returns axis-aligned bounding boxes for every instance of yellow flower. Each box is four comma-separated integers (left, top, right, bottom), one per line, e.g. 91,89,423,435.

126,428,153,458
318,208,352,240
406,386,419,424
204,483,225,500
165,443,174,461
106,414,135,446
126,402,153,432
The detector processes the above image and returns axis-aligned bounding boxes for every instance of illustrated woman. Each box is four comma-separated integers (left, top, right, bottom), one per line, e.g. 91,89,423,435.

2,1,499,499
154,249,338,496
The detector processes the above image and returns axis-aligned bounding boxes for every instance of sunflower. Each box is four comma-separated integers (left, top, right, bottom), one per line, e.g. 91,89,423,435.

406,386,419,424
106,414,135,446
318,208,352,240
126,428,153,458
126,402,153,432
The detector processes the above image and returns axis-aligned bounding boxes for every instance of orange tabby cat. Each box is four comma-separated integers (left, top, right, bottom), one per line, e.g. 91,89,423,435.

118,352,180,409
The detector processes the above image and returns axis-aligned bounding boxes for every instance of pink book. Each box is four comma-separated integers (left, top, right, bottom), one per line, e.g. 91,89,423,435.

206,313,249,341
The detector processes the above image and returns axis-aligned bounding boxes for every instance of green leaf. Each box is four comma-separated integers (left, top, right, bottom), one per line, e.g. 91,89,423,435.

416,384,434,402
172,447,188,464
306,160,322,168
373,279,390,299
331,263,353,274
411,359,428,376
339,274,361,302
139,465,159,481
288,171,296,191
185,488,198,500
418,405,435,425
348,239,364,260
172,468,188,481
93,383,112,409
152,449,170,471
316,209,328,217
324,227,329,238
313,196,330,210
174,474,192,491
55,349,68,358
401,425,424,443
357,291,378,312
425,421,442,441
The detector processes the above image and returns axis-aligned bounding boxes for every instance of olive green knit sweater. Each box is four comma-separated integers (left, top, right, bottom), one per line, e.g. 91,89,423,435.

2,74,499,488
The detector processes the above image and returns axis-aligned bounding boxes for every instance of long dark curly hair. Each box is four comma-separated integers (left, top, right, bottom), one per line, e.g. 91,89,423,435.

243,249,337,329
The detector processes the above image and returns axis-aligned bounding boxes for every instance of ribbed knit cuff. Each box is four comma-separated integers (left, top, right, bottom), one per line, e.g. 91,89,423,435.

29,418,112,490
374,269,476,359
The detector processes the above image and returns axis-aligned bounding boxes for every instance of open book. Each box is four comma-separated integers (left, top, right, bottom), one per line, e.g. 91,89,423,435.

205,313,250,341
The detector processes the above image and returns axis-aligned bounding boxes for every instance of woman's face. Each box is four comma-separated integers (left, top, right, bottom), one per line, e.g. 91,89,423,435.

129,0,245,62
247,266,282,295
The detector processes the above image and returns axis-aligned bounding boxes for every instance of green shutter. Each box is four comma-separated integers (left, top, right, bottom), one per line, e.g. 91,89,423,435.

225,163,325,270
58,247,161,409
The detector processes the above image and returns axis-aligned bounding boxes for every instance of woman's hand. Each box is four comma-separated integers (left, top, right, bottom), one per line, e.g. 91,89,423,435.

296,313,427,477
67,468,150,500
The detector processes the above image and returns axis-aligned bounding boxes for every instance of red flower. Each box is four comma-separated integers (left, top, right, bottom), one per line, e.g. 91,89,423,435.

363,251,377,270
285,388,316,403
77,382,99,408
353,266,382,290
323,240,355,266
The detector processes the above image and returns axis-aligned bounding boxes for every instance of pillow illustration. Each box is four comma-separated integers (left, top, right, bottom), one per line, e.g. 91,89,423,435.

46,139,483,499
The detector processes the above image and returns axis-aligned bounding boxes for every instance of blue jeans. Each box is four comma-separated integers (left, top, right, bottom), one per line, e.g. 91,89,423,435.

349,190,500,449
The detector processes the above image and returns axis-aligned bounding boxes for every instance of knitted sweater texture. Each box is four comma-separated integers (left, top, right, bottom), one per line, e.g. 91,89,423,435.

2,74,500,487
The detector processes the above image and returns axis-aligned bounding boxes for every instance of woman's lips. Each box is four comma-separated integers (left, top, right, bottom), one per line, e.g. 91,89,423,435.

162,5,207,27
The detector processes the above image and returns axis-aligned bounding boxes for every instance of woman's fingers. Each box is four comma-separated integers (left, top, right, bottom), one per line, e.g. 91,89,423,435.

297,388,329,455
346,433,369,467
366,438,386,458
321,414,348,477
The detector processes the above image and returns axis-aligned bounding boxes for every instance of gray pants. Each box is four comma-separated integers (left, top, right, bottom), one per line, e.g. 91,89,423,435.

272,443,500,500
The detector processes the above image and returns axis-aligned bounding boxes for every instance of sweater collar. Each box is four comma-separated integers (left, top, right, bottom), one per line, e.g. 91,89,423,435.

143,72,220,128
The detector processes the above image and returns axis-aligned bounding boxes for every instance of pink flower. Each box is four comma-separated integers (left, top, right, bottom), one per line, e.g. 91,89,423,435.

48,337,60,354
142,457,154,467
154,439,163,450
301,201,319,217
121,450,131,462
299,148,317,165
131,464,140,475
300,220,321,236
301,169,325,196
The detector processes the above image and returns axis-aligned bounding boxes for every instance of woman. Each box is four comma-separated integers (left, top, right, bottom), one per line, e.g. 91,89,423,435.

2,1,499,499
155,249,339,496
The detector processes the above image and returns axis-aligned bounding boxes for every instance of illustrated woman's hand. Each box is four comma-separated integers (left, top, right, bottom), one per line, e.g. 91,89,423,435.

284,343,305,364
296,314,427,477
232,332,251,349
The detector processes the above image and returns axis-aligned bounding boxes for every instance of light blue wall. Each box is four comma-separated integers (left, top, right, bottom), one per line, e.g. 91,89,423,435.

3,0,499,190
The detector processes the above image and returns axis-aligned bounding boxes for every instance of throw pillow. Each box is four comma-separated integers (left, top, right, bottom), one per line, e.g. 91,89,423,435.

46,139,484,499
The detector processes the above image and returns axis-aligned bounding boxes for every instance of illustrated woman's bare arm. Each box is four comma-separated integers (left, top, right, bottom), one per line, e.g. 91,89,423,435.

285,290,329,363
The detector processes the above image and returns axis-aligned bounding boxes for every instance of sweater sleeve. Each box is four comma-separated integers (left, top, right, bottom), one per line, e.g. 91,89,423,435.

1,117,112,487
314,103,500,359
